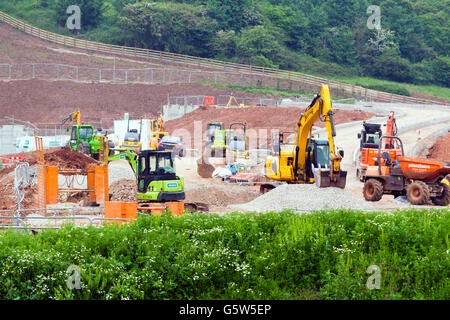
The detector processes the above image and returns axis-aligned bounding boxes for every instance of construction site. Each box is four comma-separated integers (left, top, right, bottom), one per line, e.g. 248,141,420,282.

0,14,449,231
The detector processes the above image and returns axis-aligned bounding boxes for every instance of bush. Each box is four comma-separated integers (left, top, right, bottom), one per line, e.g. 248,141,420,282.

0,209,448,300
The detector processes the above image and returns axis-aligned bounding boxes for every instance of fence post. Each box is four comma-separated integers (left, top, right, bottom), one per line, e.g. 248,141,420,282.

8,64,11,79
163,69,166,84
99,69,102,82
32,64,35,79
188,71,192,84
214,72,217,84
151,69,154,84
125,71,128,84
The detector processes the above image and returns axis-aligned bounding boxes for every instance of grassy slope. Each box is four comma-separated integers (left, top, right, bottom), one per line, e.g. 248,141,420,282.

0,3,448,101
333,76,450,101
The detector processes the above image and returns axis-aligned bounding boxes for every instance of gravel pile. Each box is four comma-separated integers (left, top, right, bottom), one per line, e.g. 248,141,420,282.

230,184,374,212
109,180,137,202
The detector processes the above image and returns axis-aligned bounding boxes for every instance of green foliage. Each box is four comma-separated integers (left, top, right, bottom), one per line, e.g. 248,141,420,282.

0,0,449,90
120,2,218,57
0,209,448,300
432,56,450,87
356,83,411,97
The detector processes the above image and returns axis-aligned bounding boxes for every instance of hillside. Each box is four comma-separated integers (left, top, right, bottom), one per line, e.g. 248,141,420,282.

0,0,449,93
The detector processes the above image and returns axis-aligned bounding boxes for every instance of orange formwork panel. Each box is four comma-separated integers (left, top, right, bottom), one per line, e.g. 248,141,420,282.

104,201,138,226
95,165,109,205
166,202,185,216
37,165,59,211
87,164,109,204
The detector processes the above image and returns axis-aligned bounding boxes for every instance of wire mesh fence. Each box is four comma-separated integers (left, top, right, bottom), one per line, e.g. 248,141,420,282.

0,63,365,100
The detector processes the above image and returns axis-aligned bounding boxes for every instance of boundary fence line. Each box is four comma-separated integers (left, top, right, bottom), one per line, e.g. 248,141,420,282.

0,10,447,105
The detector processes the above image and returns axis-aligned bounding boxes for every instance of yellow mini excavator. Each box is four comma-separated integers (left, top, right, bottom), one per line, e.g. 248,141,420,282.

265,84,347,188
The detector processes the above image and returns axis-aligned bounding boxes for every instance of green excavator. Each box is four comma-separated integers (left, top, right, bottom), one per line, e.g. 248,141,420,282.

109,149,208,211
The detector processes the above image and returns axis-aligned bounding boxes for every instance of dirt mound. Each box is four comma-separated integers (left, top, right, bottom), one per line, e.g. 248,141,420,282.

185,183,260,212
427,134,450,162
3,147,97,170
165,106,374,147
0,79,273,124
44,148,97,169
109,180,137,202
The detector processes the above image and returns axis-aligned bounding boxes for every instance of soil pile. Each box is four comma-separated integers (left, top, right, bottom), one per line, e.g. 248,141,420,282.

427,134,450,162
44,148,97,169
185,183,260,212
0,80,269,124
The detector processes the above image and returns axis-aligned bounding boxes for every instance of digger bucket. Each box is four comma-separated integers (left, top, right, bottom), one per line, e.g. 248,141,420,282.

313,168,347,189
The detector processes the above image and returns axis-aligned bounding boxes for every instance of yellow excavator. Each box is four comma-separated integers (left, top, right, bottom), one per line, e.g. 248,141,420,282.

265,84,347,188
151,113,169,141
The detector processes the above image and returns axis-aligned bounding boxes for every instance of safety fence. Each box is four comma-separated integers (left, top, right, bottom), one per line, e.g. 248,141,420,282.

0,206,439,231
165,94,270,107
0,208,136,230
0,10,447,105
0,63,258,86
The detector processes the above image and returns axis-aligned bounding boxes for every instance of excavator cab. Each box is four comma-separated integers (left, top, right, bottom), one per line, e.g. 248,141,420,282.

137,150,185,202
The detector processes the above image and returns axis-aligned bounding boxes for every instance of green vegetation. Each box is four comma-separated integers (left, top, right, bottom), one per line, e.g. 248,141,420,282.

0,0,449,89
333,76,450,101
0,209,448,300
197,80,318,98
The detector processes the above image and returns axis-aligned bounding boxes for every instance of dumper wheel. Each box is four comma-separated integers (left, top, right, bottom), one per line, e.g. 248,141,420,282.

406,181,430,205
432,183,450,206
363,179,384,202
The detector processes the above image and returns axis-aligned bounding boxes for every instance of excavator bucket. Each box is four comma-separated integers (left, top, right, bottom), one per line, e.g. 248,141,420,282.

313,168,347,189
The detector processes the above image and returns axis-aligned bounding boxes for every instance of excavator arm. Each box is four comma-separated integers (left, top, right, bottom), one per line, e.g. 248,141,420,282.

61,111,81,126
292,85,346,187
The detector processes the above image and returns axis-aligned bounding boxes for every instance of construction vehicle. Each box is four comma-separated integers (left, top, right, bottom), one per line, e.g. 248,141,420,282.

151,113,168,141
226,122,249,160
61,111,115,159
362,136,450,206
109,149,208,211
121,118,143,153
357,111,402,180
265,84,347,188
206,122,224,148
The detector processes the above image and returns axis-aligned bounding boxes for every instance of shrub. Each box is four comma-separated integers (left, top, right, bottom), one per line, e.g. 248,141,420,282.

0,209,448,300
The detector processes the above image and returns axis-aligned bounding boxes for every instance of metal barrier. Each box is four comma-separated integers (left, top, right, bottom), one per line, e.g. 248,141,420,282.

0,213,137,230
0,10,446,105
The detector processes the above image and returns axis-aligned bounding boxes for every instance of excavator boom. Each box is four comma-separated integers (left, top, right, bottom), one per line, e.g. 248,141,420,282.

265,84,346,188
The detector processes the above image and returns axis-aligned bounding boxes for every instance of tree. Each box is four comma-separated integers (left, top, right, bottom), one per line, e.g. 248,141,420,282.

432,56,450,87
235,25,282,67
371,48,414,83
121,2,218,57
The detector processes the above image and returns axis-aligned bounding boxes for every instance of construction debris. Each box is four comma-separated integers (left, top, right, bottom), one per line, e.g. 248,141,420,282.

109,179,137,202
